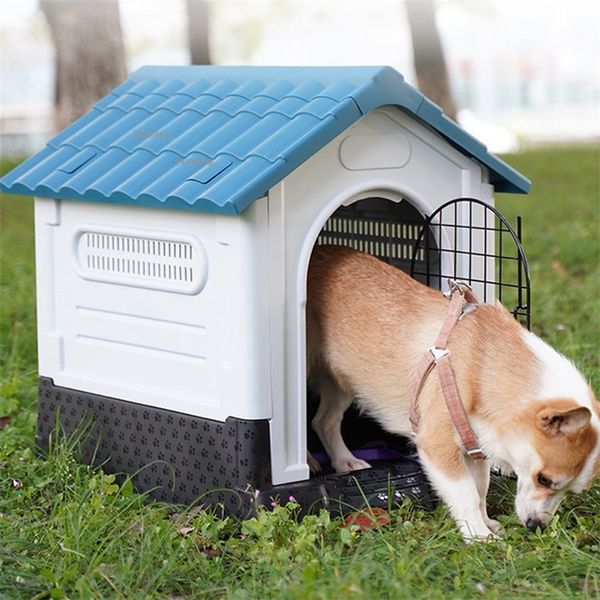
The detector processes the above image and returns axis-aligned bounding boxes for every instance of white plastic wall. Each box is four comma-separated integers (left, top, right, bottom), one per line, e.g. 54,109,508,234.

267,107,493,485
34,196,272,422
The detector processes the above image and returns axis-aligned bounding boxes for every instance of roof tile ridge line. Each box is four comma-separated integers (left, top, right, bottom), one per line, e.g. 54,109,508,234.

128,90,180,101
49,140,281,166
54,142,193,161
106,90,228,110
216,151,278,164
140,89,229,102
125,91,156,100
292,108,340,119
311,92,350,102
186,107,261,118
253,92,295,102
170,90,240,101
125,87,176,101
95,104,147,116
284,92,351,103
98,102,243,119
257,108,323,119
243,151,288,163
221,91,262,101
186,91,229,102
98,103,186,117
229,108,277,119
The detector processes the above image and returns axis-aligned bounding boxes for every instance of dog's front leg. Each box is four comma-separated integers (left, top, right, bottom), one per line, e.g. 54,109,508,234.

465,458,501,534
418,445,496,541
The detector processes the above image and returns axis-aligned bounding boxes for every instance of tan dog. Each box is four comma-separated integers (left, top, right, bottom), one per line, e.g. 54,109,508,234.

306,245,600,540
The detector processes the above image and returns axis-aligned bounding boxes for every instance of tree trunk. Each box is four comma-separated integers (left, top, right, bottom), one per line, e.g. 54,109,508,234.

40,0,127,131
405,0,457,121
186,0,211,65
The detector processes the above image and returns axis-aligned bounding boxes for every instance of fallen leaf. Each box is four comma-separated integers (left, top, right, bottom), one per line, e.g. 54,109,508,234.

342,507,391,531
176,526,195,537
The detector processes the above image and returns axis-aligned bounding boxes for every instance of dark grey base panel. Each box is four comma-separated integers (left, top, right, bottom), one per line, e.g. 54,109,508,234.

37,377,272,517
37,377,435,518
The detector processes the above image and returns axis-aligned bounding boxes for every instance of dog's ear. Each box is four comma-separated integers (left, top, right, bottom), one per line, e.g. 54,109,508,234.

536,400,591,436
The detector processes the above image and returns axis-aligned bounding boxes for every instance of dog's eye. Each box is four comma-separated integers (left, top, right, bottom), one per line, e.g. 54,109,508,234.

537,473,554,488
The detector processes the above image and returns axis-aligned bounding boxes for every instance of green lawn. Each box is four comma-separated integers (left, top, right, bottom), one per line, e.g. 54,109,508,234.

1,146,599,599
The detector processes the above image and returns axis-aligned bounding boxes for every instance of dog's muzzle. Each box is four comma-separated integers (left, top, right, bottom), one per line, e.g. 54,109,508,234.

525,517,546,532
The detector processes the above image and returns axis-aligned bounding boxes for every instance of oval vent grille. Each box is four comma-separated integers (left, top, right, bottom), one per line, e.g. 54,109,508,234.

75,228,207,294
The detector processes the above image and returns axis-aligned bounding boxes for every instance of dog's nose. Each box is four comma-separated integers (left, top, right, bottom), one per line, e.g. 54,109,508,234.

525,517,546,532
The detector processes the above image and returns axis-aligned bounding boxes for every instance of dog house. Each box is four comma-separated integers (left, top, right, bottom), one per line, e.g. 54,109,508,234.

0,66,531,515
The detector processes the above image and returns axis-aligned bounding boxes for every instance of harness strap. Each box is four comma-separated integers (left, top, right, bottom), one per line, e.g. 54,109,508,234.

410,281,486,460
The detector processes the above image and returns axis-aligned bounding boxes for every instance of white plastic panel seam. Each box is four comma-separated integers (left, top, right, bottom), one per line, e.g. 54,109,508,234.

267,181,310,486
34,198,62,376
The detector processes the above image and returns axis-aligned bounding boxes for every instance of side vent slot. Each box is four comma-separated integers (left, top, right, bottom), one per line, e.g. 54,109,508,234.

75,228,207,294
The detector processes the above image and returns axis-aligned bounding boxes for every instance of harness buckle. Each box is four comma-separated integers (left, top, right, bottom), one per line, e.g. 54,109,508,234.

466,447,484,458
445,279,473,297
428,347,450,362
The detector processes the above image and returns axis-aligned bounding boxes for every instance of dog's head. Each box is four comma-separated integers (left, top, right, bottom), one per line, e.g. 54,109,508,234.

508,396,600,531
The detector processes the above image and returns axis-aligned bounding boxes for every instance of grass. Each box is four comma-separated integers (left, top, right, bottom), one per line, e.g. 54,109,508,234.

1,146,599,599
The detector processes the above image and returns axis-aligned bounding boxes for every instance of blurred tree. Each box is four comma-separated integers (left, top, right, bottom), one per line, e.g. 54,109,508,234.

186,0,211,64
40,0,127,131
405,0,457,121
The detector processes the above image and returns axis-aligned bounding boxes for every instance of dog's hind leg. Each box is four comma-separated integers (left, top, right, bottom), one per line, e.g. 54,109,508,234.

311,374,371,473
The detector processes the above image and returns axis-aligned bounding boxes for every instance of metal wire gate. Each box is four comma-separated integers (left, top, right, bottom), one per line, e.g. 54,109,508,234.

409,197,531,329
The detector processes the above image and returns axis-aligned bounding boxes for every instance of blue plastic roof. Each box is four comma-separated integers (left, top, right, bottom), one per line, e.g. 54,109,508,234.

0,66,530,215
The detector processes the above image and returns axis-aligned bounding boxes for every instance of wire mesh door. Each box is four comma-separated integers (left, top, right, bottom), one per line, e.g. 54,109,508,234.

409,198,531,329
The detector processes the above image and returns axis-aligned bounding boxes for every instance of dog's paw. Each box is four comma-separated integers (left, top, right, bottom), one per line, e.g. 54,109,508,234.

459,520,499,543
333,457,371,473
464,532,500,544
462,526,500,543
484,518,501,534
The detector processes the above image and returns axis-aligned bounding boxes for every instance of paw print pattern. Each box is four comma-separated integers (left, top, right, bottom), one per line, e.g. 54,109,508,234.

36,377,272,516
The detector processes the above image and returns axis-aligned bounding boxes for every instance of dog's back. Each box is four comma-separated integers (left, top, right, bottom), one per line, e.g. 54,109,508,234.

306,244,449,434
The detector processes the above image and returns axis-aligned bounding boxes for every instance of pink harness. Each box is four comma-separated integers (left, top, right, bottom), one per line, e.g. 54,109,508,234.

410,281,486,460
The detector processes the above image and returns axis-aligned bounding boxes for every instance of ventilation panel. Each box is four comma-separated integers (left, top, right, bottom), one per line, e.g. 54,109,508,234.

316,197,439,282
74,227,208,294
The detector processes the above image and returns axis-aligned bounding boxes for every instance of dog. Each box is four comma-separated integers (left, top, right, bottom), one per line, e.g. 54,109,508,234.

306,245,600,540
